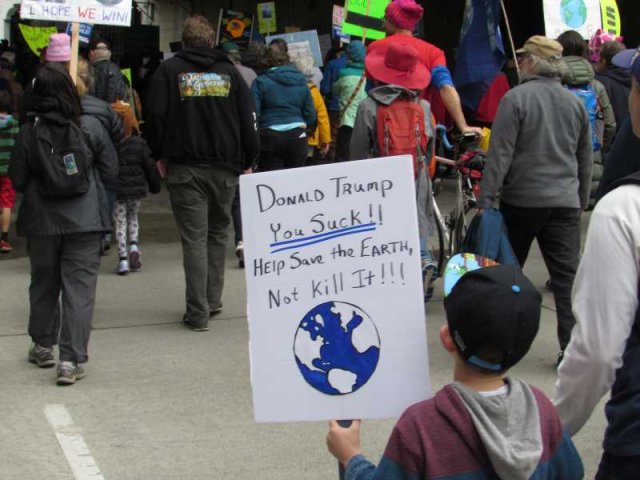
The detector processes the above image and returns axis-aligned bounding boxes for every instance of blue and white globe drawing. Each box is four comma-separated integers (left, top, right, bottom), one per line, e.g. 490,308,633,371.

294,302,381,396
560,0,588,29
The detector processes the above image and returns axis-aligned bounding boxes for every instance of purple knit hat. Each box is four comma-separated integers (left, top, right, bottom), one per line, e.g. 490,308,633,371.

46,33,71,63
385,0,424,31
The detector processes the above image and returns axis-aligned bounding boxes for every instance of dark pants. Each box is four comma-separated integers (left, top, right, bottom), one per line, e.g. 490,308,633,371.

258,128,308,172
336,125,353,162
326,110,341,163
28,232,101,363
167,164,238,325
500,203,581,351
232,185,242,245
596,452,640,479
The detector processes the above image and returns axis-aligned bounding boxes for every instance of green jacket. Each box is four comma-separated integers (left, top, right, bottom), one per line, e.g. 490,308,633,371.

333,62,367,128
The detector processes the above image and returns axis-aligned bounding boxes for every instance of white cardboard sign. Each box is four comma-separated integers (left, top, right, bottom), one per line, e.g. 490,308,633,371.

241,156,431,423
21,0,132,27
543,0,602,39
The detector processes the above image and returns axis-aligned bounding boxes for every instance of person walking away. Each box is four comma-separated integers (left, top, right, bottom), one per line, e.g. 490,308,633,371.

252,45,316,172
320,46,348,162
595,41,631,133
110,100,161,275
554,45,640,479
350,43,438,301
9,63,118,385
294,55,331,166
333,40,366,162
328,258,584,479
367,0,482,136
145,16,259,332
0,90,18,253
478,36,593,363
88,39,128,104
557,30,615,208
222,41,257,88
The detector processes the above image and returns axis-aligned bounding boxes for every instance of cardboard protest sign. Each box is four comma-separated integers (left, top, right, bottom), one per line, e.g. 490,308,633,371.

332,5,350,42
600,0,621,37
266,30,323,67
217,8,254,50
257,2,277,35
21,0,132,27
18,24,58,56
241,156,431,422
66,22,93,44
343,0,389,41
543,0,602,39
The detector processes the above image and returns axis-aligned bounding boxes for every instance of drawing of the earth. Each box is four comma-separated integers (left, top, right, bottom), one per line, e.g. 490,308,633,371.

294,302,380,396
560,0,587,28
96,0,124,5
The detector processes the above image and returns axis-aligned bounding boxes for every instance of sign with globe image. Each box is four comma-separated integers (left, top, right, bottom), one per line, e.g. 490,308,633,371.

560,0,588,28
294,301,380,395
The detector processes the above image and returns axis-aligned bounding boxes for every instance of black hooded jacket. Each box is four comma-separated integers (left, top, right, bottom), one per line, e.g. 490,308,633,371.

145,47,259,173
596,66,632,132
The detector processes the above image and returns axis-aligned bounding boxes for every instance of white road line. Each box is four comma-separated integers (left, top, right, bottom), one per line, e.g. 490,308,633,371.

44,404,105,480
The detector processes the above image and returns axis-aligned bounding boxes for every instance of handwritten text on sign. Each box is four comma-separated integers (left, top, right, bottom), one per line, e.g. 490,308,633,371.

20,0,132,27
241,156,430,423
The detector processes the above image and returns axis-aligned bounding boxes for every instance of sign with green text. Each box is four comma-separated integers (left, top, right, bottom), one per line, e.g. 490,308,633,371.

342,0,390,41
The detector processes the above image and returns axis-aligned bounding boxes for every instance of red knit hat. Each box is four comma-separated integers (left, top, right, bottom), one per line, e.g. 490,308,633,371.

385,0,424,31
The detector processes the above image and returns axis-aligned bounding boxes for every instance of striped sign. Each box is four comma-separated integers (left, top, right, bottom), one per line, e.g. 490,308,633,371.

342,0,390,41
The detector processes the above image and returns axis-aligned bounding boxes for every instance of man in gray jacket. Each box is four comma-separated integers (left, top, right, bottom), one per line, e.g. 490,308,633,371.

479,36,593,363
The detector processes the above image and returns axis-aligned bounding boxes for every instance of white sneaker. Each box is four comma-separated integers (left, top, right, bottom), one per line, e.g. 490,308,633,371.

235,241,244,268
117,259,130,276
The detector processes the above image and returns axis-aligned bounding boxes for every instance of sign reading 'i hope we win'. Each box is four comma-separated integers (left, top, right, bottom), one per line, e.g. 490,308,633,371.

241,156,431,422
21,0,132,27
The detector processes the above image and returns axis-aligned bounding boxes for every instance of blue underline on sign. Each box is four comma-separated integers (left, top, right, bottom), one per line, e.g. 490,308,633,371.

270,223,378,254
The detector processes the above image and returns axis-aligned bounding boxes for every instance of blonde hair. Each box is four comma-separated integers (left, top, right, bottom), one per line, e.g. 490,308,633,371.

75,57,93,96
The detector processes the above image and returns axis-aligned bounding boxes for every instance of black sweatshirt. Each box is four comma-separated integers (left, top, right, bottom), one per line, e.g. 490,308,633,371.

145,47,259,173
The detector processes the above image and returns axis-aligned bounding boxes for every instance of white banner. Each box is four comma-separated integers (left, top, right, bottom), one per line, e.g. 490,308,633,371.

241,156,431,423
21,0,132,27
543,0,602,40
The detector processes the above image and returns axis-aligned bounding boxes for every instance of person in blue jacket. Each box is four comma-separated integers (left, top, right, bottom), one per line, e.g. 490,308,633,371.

251,45,317,171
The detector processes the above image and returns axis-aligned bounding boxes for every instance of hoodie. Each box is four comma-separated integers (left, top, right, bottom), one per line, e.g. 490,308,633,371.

345,380,583,480
251,65,316,130
596,66,631,133
145,47,259,173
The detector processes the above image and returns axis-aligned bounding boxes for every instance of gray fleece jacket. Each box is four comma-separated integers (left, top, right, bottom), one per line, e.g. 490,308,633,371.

479,75,593,210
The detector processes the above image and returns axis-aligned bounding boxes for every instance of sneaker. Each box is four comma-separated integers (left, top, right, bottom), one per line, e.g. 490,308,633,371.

422,261,438,303
0,239,12,253
182,314,208,332
28,343,56,368
56,361,85,386
210,304,223,318
235,241,244,269
117,259,130,276
129,244,141,271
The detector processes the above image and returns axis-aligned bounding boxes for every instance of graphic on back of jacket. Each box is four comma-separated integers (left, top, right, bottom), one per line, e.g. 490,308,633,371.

179,73,231,98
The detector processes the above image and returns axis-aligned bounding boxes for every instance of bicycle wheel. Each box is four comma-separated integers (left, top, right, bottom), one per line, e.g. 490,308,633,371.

427,206,446,277
452,211,468,254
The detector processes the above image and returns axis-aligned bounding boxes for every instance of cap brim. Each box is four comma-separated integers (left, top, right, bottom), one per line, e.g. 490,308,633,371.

443,253,500,297
612,48,637,69
365,52,431,90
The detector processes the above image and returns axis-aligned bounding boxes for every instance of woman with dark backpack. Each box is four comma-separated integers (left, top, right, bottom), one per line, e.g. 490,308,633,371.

9,62,118,386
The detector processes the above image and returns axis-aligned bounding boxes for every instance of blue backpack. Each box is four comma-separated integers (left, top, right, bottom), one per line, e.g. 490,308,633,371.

567,83,603,152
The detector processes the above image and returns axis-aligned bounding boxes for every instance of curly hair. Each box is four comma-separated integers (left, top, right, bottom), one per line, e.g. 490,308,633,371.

182,16,216,49
600,40,626,66
264,45,290,68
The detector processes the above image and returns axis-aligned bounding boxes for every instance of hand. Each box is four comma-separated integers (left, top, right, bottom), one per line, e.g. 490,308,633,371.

327,420,362,466
243,167,253,175
462,126,484,138
156,159,167,179
319,144,330,157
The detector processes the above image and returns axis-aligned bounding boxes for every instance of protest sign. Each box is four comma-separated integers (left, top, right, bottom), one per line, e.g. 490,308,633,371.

332,5,350,42
600,0,621,37
20,0,132,27
217,8,254,50
18,24,57,56
267,30,323,67
257,2,276,35
543,0,601,39
241,156,431,422
342,0,389,41
66,22,93,44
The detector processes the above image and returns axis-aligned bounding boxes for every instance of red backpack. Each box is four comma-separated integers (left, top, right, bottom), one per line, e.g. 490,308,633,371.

376,98,429,178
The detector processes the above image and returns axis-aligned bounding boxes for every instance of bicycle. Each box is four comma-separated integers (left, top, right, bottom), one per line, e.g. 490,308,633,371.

426,127,485,280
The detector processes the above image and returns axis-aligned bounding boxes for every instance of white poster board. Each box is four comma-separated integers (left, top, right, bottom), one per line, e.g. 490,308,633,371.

21,0,132,27
241,156,431,423
543,0,602,39
266,30,324,67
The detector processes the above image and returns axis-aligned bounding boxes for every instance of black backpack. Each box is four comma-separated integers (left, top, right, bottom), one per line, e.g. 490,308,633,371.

32,117,91,198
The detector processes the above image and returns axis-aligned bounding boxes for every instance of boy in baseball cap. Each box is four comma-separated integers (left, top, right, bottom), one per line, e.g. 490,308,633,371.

327,254,583,479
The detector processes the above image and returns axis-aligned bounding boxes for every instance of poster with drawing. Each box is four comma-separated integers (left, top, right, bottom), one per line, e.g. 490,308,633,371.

266,30,323,67
543,0,602,39
21,0,132,26
241,156,431,423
